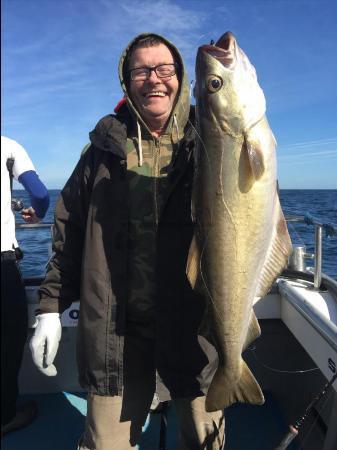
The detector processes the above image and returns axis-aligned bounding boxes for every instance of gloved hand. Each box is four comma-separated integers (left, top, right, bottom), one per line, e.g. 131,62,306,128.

29,313,62,376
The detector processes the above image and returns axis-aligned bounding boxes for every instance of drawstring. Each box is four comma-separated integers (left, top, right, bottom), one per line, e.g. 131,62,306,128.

173,114,180,141
137,120,143,167
136,115,179,166
189,80,194,100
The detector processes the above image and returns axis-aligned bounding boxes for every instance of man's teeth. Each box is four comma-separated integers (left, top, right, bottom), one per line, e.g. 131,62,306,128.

145,92,166,98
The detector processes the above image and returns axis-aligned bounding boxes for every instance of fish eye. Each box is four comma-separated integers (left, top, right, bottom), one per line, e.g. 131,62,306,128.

207,76,223,93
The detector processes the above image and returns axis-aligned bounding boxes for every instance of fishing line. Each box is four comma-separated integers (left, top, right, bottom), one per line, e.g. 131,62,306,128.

249,345,319,374
187,120,204,151
180,82,213,175
181,102,215,303
287,220,306,248
185,116,213,176
198,231,218,311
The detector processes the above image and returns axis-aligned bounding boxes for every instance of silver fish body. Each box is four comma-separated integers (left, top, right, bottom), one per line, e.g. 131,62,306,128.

187,32,292,412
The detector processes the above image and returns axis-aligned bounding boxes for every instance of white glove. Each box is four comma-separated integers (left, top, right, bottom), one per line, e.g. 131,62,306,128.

29,313,62,376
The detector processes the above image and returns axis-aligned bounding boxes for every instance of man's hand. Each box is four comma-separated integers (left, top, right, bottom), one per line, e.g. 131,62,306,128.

29,313,62,376
21,207,41,224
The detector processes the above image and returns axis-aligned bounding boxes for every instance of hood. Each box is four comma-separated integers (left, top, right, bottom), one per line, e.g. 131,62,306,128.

118,32,191,140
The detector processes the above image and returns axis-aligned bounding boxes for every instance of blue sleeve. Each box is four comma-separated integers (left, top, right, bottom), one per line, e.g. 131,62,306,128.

18,170,50,219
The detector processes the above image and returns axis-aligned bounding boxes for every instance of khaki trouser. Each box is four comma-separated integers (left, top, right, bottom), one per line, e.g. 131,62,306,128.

78,326,224,449
77,393,225,450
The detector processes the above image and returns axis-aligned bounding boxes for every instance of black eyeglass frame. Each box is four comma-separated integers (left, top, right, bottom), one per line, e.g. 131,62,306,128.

128,63,178,81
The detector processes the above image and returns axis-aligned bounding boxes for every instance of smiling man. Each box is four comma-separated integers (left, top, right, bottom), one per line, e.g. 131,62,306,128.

126,39,179,136
30,33,224,450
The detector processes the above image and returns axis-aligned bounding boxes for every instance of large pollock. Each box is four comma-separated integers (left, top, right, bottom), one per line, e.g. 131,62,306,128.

187,32,292,412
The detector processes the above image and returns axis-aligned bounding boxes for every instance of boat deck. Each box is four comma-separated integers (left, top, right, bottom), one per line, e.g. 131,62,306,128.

2,390,297,450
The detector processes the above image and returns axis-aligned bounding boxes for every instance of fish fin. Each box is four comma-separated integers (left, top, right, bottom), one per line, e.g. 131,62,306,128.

245,139,265,180
243,312,261,350
206,361,265,412
186,234,200,289
256,199,293,298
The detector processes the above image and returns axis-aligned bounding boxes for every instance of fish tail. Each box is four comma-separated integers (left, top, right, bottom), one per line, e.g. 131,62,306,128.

205,361,265,412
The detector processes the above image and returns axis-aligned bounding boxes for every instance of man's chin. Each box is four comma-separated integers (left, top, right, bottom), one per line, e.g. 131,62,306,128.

143,108,170,119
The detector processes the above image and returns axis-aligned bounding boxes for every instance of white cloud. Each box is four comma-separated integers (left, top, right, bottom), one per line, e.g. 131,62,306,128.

278,149,337,161
279,138,337,150
120,0,203,32
277,138,337,161
90,0,207,64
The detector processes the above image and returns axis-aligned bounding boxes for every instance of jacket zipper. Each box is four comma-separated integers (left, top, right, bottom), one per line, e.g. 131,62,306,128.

153,137,161,227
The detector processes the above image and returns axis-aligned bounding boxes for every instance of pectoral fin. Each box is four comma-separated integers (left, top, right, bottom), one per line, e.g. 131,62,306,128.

245,139,265,180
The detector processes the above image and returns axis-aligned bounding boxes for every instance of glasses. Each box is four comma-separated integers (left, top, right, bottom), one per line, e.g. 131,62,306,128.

129,63,177,81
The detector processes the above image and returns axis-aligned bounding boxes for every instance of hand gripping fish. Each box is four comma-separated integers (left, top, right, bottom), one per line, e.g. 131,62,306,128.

187,32,293,412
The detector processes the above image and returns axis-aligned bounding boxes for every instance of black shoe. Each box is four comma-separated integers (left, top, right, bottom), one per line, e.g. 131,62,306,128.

1,400,38,436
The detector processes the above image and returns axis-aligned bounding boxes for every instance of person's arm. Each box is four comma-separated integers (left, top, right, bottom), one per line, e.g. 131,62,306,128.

38,150,94,314
30,149,94,376
8,138,50,222
19,170,50,222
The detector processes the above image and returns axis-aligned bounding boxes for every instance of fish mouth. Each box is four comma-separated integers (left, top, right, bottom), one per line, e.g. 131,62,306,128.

200,31,237,68
215,31,235,50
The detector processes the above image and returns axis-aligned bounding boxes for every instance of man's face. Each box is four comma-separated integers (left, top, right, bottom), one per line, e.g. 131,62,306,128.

128,43,179,130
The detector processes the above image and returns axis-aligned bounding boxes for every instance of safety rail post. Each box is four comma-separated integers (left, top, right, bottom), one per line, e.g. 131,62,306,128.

314,224,323,290
288,246,307,272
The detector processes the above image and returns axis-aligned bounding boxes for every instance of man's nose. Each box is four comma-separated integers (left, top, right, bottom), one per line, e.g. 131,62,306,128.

147,69,160,81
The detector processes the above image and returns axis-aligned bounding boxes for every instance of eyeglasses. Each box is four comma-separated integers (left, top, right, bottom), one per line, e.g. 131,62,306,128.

129,63,177,81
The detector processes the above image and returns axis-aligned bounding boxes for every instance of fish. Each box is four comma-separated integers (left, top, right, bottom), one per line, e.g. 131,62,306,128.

187,31,293,412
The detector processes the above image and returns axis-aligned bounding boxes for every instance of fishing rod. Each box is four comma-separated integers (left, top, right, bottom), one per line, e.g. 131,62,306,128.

274,372,337,449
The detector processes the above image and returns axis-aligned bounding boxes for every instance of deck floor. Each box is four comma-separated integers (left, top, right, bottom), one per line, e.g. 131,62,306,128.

2,391,297,450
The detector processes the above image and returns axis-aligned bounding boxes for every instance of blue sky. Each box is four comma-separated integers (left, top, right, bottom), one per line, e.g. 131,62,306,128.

2,0,337,189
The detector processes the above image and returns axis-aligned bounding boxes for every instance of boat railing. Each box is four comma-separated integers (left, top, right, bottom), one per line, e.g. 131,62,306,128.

16,223,54,229
16,215,337,290
15,222,55,285
286,213,337,290
16,222,55,249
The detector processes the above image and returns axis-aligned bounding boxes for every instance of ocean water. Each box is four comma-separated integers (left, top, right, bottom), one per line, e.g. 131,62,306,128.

13,189,337,280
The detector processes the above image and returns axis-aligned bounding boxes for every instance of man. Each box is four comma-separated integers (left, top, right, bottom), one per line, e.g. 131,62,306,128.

29,33,224,449
1,136,50,436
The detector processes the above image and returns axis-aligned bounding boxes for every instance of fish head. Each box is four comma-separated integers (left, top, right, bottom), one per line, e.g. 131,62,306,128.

195,31,266,135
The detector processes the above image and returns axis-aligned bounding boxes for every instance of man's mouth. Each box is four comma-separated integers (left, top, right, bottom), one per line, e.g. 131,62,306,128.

144,91,166,98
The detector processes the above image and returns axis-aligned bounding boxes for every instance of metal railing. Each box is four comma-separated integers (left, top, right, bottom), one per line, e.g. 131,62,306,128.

286,214,337,289
16,223,54,229
16,215,337,290
15,222,55,276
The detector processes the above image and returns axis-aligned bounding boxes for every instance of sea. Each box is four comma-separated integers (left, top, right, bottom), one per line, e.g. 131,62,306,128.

12,189,337,280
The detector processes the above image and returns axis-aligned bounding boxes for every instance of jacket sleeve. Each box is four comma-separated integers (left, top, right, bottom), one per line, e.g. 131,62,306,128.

18,170,50,218
37,149,94,314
